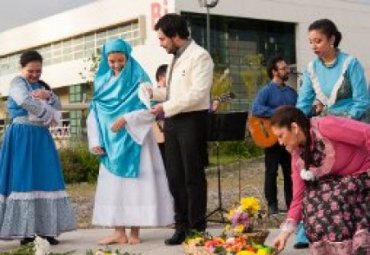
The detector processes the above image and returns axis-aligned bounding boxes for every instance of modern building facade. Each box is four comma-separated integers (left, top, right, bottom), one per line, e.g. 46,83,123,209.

1,0,369,137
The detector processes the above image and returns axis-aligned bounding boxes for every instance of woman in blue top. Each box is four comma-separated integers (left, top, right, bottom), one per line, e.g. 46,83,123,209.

0,51,76,245
294,19,370,250
87,39,173,245
297,19,370,121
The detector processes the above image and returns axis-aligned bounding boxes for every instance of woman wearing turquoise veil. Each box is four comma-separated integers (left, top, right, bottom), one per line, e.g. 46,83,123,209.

87,38,173,245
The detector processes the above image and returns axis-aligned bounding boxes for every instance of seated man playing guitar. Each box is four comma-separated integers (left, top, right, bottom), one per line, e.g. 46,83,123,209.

251,56,297,215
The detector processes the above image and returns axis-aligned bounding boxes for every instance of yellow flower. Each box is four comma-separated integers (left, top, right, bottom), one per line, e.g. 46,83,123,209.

237,251,256,255
224,224,231,231
234,224,245,233
256,248,271,255
240,197,260,215
227,208,236,220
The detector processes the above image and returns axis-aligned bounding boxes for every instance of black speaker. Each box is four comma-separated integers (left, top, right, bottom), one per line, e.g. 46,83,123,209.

207,111,248,142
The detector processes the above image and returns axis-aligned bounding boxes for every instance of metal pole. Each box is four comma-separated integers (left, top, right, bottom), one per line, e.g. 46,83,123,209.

206,6,211,53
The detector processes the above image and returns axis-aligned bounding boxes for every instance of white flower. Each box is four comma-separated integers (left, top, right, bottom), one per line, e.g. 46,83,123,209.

300,168,315,181
34,235,50,255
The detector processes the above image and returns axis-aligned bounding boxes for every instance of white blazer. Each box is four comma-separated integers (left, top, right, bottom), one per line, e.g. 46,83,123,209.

153,40,214,117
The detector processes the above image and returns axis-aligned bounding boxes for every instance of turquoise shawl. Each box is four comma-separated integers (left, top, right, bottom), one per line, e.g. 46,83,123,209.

90,39,150,177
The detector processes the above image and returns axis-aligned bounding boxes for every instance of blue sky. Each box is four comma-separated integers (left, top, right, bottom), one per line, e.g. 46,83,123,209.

0,0,95,32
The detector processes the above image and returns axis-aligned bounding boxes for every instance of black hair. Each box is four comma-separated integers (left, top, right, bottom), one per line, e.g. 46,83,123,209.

271,106,312,170
19,50,50,90
20,50,43,67
266,55,285,79
155,64,168,82
308,19,342,48
154,13,190,39
38,80,51,91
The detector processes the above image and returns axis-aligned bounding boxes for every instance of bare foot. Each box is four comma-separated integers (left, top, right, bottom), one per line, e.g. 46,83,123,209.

128,236,141,245
128,227,141,245
98,233,128,245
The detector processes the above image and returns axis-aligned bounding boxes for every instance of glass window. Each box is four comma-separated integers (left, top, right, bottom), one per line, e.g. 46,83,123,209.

182,12,296,111
0,20,141,75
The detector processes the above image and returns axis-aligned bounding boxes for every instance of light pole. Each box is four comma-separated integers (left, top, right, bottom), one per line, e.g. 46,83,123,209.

198,0,219,53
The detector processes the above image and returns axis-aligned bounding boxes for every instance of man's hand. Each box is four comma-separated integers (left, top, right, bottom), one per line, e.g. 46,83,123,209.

211,99,221,112
145,85,153,99
111,117,126,132
150,103,164,116
92,146,105,155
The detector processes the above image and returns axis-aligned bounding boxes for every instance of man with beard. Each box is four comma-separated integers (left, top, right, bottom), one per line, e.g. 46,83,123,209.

251,56,297,215
149,14,214,245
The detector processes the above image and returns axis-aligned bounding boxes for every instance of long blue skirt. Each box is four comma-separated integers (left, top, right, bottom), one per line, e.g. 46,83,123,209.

0,123,75,238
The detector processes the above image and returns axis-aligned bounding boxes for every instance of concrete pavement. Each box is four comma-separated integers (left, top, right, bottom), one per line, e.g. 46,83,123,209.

0,228,309,255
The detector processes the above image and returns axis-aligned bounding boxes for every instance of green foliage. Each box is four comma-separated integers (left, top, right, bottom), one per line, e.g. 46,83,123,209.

0,243,74,255
211,69,233,112
208,140,263,166
0,244,138,255
59,141,99,184
240,54,269,105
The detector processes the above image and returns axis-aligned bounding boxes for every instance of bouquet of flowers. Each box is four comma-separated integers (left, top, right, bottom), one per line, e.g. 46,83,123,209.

184,233,275,255
225,197,261,235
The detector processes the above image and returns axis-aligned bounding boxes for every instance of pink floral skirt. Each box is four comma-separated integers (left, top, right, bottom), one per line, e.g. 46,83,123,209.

302,171,370,255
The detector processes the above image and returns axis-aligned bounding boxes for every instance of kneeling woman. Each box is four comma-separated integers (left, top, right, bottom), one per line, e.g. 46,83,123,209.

272,106,369,255
87,39,173,245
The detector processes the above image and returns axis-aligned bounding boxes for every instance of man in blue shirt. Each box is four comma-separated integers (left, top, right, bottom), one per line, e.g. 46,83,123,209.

252,56,297,215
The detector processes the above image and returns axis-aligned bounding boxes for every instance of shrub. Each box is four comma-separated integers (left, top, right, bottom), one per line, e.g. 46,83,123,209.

59,141,99,184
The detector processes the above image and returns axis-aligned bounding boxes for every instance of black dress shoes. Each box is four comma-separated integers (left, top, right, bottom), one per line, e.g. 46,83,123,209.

268,204,279,215
20,237,35,245
44,236,59,245
164,230,187,245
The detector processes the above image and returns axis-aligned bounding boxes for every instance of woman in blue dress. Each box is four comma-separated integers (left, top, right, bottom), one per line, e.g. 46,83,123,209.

294,18,370,249
0,51,76,245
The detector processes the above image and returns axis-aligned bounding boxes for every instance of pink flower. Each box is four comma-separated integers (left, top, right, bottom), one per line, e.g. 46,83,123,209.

322,184,330,191
306,204,313,212
317,209,324,218
315,224,323,233
354,208,362,217
343,212,351,221
330,202,338,211
309,191,315,198
322,193,330,202
333,216,340,225
342,227,349,236
329,232,336,241
347,182,357,191
333,189,341,196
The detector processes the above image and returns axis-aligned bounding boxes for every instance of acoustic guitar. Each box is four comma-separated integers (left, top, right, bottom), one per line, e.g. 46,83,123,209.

248,115,277,148
152,92,235,144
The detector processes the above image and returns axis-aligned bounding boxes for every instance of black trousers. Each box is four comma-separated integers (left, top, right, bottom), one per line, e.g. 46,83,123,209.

264,143,292,209
164,110,208,231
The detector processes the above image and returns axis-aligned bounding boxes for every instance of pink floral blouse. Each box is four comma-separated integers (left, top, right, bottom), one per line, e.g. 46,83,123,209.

283,115,370,232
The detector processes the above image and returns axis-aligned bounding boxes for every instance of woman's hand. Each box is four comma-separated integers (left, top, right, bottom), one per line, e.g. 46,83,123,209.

313,100,324,115
273,231,291,254
92,146,105,155
111,117,126,132
32,89,51,100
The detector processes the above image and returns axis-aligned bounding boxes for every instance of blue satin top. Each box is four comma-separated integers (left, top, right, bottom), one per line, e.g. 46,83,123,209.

90,39,150,178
